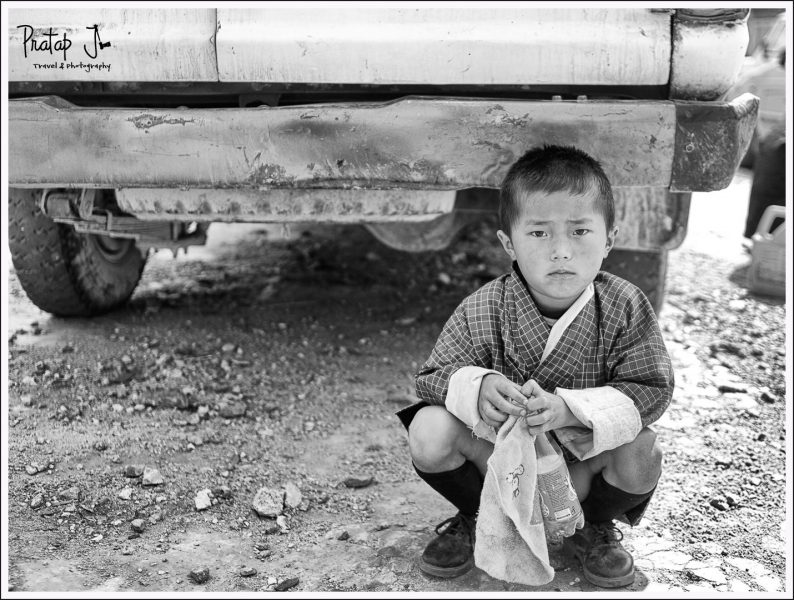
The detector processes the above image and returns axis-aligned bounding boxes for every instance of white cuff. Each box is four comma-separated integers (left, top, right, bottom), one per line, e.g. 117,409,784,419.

445,366,501,442
554,386,642,460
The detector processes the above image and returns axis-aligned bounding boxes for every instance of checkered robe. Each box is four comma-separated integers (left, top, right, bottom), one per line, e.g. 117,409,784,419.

415,267,674,430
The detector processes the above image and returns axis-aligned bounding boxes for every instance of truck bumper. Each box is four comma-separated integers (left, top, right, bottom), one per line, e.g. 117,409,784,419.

9,94,757,193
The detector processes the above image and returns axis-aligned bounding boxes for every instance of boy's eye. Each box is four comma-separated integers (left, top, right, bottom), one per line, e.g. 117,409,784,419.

528,231,547,238
573,229,591,236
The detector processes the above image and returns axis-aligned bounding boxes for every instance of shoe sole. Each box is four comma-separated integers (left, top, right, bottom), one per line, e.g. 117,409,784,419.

564,541,635,589
418,555,474,579
582,564,635,588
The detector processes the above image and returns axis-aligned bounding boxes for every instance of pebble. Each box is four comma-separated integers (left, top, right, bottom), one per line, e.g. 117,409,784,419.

240,567,257,577
124,464,144,478
760,390,778,404
118,487,133,501
59,486,81,501
343,476,374,489
709,499,728,511
188,567,210,584
717,381,749,394
219,400,247,419
284,483,302,509
195,489,213,511
437,273,452,285
221,343,236,353
337,530,350,541
112,404,124,413
131,519,146,533
30,494,44,509
276,515,289,532
692,567,727,584
275,577,299,591
142,467,164,486
714,456,733,467
94,441,108,451
252,487,285,518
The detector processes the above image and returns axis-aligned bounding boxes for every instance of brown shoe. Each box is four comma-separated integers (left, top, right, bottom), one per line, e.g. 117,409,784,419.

564,521,635,588
418,513,476,578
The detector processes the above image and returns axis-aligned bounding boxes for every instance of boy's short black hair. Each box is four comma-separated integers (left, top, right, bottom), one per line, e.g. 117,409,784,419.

499,145,615,234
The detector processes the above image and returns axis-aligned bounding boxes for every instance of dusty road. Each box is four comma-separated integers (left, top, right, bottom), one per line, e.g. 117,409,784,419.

3,170,790,593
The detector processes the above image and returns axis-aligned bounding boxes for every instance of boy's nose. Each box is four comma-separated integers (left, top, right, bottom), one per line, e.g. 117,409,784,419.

550,240,572,261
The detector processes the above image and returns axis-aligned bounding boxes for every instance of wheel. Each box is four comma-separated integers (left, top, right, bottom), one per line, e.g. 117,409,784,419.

601,248,667,314
8,188,147,317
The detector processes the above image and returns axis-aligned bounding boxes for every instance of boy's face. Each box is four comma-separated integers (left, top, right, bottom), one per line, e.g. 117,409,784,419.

497,188,618,316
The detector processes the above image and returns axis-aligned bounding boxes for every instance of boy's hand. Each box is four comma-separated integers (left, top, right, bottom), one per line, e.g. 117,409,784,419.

478,374,528,430
520,379,583,434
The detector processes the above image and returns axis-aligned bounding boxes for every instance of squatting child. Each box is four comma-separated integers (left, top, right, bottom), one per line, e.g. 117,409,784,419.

397,145,674,588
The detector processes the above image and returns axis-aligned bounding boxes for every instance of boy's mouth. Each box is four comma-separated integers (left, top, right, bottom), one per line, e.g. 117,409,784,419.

549,269,575,276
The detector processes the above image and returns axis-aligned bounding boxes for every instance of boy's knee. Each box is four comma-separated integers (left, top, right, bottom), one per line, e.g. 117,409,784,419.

408,406,467,471
608,427,662,486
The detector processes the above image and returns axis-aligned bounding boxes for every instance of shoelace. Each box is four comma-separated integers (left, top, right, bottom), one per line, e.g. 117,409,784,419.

590,521,624,546
434,513,475,541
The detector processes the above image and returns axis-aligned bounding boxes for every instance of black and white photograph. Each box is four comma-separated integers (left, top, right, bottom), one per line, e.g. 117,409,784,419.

2,2,791,595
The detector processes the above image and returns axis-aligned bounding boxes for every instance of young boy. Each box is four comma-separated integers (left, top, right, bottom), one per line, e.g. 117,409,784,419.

397,145,674,588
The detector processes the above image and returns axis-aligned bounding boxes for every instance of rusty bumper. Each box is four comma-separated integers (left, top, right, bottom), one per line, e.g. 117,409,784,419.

9,94,757,192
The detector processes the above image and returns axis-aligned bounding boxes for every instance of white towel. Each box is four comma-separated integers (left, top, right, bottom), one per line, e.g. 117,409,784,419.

473,414,555,586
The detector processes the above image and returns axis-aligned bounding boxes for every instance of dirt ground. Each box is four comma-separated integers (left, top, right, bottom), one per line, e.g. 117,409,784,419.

3,171,790,594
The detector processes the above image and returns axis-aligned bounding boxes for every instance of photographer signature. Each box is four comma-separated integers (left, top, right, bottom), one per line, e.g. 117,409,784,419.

17,24,111,61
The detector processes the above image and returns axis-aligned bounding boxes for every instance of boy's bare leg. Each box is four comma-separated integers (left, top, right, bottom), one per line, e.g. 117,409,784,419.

407,405,494,578
567,427,662,501
409,405,494,476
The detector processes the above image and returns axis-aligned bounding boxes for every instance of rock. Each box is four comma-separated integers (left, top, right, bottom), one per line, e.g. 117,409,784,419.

118,487,133,501
760,390,778,404
148,510,162,524
240,567,257,577
377,545,401,558
709,499,728,511
131,519,146,533
219,400,247,419
188,567,210,584
645,550,693,571
30,494,44,509
437,273,452,285
275,577,299,591
252,487,285,518
284,483,302,508
59,486,81,501
221,343,236,353
749,477,761,486
714,456,733,467
724,493,739,507
94,440,108,451
337,530,350,541
195,489,213,511
124,464,144,478
343,476,374,489
709,341,746,358
262,523,281,535
276,515,289,532
717,380,748,394
691,567,727,584
142,467,163,486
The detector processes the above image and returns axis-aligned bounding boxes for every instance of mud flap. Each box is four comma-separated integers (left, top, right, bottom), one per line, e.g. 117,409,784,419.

602,248,667,314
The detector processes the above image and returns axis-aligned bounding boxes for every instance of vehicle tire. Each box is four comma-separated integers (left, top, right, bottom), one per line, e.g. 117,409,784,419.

8,188,147,317
602,248,667,314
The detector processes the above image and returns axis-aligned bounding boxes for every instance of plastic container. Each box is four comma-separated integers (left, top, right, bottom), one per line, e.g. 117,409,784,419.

748,205,786,297
535,433,584,544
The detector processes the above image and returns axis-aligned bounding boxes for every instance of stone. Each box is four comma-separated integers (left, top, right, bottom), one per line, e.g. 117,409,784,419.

219,400,247,419
757,575,781,592
142,467,164,486
221,343,236,353
760,390,778,404
728,580,752,593
725,556,771,579
714,456,733,467
131,519,146,533
59,486,81,501
188,567,210,584
118,487,134,501
252,487,285,518
377,546,401,558
275,577,299,591
343,476,374,489
691,567,727,584
124,464,144,478
337,530,350,541
709,499,728,511
240,567,257,577
195,489,213,511
94,440,108,451
276,515,289,532
212,486,232,499
30,494,44,509
284,483,302,509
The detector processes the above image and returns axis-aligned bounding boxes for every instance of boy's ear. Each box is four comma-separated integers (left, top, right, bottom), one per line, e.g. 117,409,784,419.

604,226,619,257
497,230,516,260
